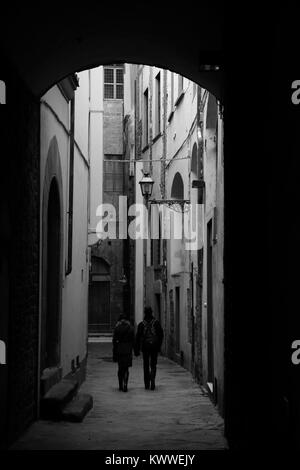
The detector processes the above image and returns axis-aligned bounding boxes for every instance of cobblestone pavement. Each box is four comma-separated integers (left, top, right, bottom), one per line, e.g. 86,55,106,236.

11,340,227,450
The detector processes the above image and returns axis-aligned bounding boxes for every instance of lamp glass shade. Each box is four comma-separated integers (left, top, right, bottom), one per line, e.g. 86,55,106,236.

139,174,154,198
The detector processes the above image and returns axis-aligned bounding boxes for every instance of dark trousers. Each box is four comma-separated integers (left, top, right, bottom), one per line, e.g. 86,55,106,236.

118,364,129,390
142,348,158,387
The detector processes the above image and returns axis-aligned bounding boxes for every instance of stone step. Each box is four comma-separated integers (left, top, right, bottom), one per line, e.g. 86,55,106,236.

40,367,62,397
40,379,78,420
61,393,93,423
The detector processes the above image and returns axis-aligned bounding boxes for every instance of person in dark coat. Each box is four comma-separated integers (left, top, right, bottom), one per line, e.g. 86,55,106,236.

113,313,135,392
134,306,164,390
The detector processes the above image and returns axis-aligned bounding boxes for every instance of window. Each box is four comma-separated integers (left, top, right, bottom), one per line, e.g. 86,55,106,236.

174,74,184,106
175,287,180,353
143,88,149,146
103,156,124,192
171,73,174,108
178,75,184,95
168,72,174,122
157,215,161,266
191,143,198,175
193,82,197,100
171,172,184,199
104,65,124,99
150,238,154,266
155,72,161,136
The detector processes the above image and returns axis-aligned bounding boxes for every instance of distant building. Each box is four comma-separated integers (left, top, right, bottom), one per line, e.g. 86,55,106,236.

87,64,133,334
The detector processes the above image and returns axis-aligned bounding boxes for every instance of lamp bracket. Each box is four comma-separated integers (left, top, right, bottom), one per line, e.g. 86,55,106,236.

149,199,191,212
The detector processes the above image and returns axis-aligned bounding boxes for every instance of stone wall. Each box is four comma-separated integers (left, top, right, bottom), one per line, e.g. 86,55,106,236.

0,64,40,447
103,101,123,155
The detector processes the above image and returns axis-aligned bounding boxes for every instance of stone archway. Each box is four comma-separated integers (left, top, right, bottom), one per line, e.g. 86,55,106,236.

0,4,226,447
0,7,223,100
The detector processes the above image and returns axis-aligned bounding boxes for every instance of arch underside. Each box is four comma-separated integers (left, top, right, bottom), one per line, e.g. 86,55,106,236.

0,6,223,99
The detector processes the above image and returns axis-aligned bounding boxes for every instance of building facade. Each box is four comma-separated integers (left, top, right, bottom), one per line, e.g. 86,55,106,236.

39,73,90,401
130,64,225,415
87,64,134,333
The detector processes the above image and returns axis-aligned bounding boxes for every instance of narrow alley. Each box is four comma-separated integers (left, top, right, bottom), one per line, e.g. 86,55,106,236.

11,339,226,450
2,5,300,451
1,61,227,451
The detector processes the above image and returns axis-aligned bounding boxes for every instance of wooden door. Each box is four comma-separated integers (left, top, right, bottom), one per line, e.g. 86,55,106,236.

88,280,110,334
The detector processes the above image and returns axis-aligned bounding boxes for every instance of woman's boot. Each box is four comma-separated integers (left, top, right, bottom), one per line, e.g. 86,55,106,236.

123,370,129,392
118,370,123,391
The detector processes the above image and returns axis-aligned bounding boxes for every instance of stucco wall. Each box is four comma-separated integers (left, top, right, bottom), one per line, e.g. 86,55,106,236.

87,67,104,248
40,81,89,378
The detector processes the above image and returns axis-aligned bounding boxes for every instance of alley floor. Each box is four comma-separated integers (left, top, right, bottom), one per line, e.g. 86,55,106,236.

11,339,227,450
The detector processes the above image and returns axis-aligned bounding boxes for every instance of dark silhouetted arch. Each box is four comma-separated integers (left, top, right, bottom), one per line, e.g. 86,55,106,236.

0,6,223,100
206,93,218,130
45,178,61,368
191,143,198,175
171,172,184,199
41,137,63,372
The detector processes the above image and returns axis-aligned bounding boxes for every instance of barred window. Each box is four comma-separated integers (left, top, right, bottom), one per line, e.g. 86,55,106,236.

116,84,123,99
104,84,114,99
104,65,124,99
116,69,124,84
103,156,124,192
104,68,114,83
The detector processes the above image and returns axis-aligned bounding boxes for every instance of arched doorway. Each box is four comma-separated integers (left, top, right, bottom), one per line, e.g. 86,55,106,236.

171,172,184,199
169,172,185,357
41,178,62,370
41,138,64,379
88,255,111,335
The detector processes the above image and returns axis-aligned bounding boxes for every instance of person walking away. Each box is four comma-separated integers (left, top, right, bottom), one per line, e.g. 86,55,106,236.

134,306,164,390
113,313,135,392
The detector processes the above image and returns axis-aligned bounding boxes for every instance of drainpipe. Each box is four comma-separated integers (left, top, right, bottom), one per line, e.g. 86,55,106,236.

161,68,168,355
66,97,74,275
196,85,205,383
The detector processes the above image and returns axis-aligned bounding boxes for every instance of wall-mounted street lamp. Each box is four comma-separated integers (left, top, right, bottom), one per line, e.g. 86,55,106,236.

139,172,154,204
139,171,190,211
